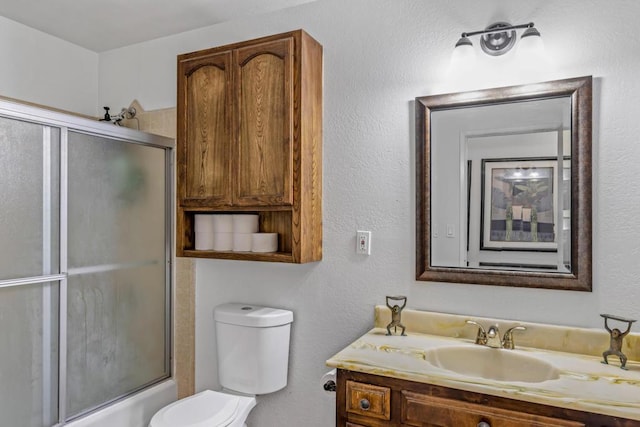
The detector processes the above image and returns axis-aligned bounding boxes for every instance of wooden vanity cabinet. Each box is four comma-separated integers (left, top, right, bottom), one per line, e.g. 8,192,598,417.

336,369,640,427
176,30,322,263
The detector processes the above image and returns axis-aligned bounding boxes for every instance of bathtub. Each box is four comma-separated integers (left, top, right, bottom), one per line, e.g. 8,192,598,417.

66,380,177,427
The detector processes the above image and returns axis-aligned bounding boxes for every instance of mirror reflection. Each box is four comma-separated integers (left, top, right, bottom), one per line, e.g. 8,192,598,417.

431,97,571,272
416,77,592,291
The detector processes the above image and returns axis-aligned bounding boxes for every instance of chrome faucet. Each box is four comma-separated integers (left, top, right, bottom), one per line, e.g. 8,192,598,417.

465,320,526,349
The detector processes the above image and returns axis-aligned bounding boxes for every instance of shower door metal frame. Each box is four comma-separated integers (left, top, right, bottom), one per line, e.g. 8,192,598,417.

0,98,174,426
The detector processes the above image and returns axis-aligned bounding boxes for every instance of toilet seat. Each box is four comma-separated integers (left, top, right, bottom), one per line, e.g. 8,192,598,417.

149,390,255,427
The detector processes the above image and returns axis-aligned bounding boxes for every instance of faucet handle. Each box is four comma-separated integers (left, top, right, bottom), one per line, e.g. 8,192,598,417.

465,320,487,345
502,326,526,349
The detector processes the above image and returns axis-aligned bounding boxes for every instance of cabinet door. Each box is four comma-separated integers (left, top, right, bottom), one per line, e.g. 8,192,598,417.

402,392,585,427
234,37,294,206
178,51,233,207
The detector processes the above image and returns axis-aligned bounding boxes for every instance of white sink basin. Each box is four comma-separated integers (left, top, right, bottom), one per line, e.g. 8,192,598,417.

424,345,560,383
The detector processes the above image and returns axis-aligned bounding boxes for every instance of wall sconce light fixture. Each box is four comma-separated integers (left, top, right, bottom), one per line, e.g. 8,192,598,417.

454,21,542,57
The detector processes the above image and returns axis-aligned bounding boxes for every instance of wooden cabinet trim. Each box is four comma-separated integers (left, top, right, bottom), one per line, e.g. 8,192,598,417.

235,37,294,65
180,51,232,77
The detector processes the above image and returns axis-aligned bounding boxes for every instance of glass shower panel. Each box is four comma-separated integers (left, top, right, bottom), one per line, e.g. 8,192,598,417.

0,116,60,280
0,281,59,426
66,131,168,418
67,132,166,269
66,267,167,417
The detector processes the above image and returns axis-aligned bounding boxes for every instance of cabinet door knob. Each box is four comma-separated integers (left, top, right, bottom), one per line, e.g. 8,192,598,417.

359,398,371,410
477,421,491,427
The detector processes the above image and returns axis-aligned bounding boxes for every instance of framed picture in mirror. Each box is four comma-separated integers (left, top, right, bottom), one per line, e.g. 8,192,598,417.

480,157,558,252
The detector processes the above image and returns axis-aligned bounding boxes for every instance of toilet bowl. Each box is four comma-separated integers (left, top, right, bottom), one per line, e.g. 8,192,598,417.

149,390,255,427
149,303,293,427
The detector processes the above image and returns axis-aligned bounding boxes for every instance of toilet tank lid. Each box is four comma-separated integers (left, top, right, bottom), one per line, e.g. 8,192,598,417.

214,303,293,327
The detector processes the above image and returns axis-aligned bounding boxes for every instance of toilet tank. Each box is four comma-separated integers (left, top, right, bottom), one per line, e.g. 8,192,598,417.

214,303,293,395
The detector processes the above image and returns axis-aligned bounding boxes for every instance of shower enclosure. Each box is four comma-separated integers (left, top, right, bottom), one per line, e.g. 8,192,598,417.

0,99,173,426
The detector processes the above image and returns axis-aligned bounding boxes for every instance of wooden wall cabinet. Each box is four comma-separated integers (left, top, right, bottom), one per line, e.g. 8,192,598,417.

176,30,322,263
337,370,640,427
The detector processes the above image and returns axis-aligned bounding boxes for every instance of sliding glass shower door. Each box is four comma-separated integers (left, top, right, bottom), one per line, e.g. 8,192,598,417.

66,131,169,418
0,102,173,426
0,116,60,426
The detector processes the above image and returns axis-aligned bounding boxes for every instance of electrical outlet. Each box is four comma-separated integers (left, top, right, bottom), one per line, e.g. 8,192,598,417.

356,230,371,255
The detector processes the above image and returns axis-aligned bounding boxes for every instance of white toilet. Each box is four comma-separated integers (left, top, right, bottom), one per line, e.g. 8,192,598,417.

150,303,294,427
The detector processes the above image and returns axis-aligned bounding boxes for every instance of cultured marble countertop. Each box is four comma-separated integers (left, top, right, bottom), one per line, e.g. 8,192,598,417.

326,306,640,421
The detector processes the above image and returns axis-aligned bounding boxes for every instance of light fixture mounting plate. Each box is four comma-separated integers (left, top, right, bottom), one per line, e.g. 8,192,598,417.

480,22,516,56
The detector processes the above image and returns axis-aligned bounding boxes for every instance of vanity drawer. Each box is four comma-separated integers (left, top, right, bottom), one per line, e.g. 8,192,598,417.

346,380,391,421
402,392,585,427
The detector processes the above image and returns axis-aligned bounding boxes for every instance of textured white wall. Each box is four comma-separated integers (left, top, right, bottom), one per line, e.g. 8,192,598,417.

0,16,98,115
95,1,640,426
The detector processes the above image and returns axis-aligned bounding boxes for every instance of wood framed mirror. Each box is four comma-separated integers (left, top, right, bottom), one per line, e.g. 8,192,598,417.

416,76,592,291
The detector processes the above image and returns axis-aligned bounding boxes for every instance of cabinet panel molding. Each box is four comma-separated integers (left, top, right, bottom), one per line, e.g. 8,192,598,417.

186,63,231,203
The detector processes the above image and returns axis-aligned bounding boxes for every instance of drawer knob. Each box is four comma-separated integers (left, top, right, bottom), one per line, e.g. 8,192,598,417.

359,398,371,410
477,421,491,427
